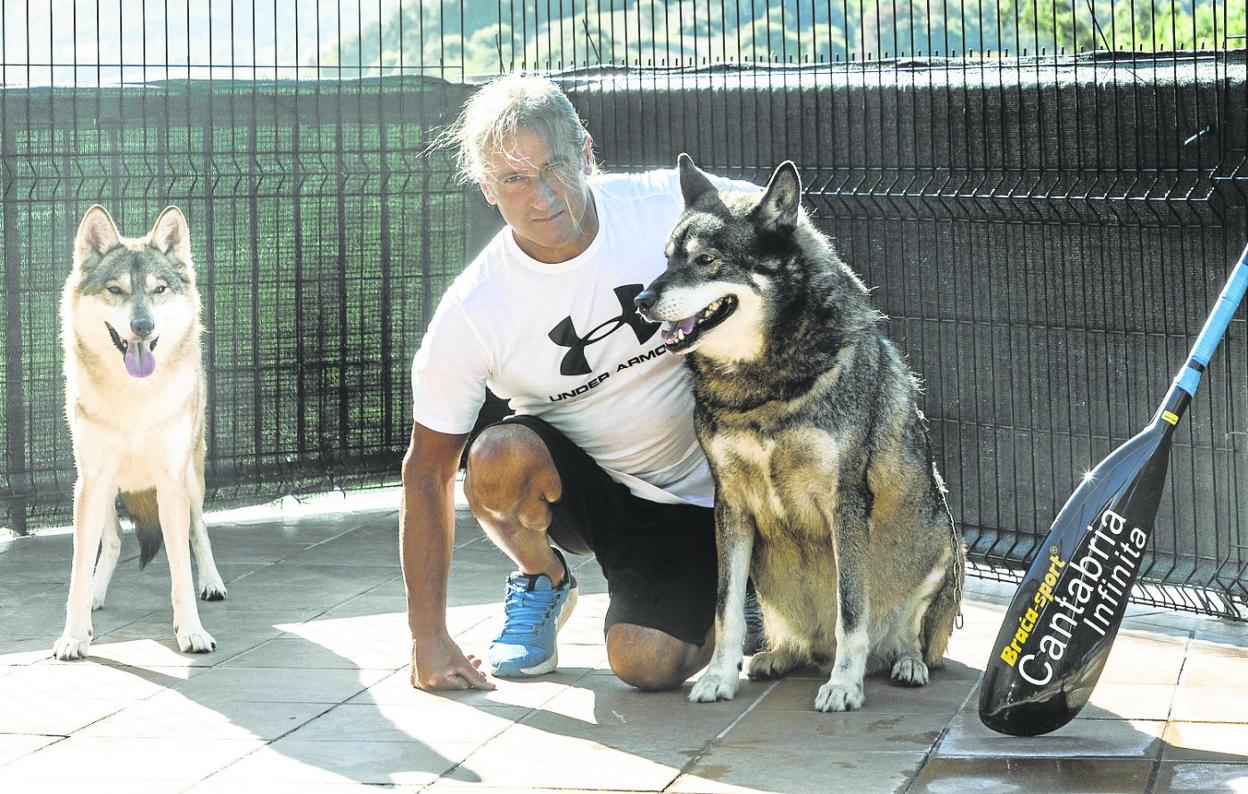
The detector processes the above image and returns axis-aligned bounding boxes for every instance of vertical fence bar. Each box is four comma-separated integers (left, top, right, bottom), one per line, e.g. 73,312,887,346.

0,0,1243,615
1,109,26,535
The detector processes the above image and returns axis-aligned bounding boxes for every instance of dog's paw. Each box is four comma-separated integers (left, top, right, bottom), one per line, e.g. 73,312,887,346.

689,670,739,703
52,634,91,661
199,581,227,601
747,649,793,680
890,656,929,687
91,593,106,611
176,627,217,654
814,680,865,712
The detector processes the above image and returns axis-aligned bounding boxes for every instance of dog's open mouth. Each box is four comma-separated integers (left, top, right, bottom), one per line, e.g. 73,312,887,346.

660,295,738,352
106,323,159,378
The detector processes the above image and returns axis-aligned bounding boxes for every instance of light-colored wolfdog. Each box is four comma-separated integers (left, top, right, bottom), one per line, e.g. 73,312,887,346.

53,205,226,660
637,156,965,711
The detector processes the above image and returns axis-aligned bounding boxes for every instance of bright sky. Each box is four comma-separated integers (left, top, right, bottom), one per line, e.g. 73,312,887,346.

0,0,401,85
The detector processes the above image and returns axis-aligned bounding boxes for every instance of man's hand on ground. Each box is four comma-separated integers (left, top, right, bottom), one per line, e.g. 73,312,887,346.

411,634,496,691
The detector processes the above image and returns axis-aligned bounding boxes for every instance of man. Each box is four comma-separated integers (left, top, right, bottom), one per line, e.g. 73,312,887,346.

402,74,759,692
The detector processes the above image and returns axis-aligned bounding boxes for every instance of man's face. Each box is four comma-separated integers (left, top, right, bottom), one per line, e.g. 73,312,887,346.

480,127,597,264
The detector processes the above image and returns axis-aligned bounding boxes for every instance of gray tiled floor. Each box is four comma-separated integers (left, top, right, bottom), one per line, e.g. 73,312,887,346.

1,490,1246,793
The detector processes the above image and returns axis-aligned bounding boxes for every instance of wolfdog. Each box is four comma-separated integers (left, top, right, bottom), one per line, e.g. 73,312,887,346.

53,205,226,660
635,156,965,711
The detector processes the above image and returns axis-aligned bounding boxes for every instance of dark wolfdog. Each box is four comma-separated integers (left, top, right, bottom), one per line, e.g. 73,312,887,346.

636,155,965,711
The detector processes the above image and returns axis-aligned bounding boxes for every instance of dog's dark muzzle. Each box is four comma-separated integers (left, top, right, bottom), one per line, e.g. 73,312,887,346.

633,289,659,322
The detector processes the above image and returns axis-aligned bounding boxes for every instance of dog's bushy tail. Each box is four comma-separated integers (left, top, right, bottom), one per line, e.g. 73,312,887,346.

120,489,163,569
921,540,966,668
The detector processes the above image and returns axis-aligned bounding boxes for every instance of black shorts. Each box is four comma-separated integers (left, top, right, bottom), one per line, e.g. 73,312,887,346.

471,414,718,646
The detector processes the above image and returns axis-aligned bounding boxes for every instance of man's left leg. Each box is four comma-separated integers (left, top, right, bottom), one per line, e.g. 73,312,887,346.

606,623,713,691
597,498,720,691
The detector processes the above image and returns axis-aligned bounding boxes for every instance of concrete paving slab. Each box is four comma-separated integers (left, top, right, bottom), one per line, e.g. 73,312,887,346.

0,580,63,609
1172,685,1248,723
76,689,330,740
94,606,315,645
440,725,684,791
673,747,926,794
0,592,159,637
1178,647,1248,687
1099,632,1190,685
1161,722,1248,763
203,737,476,785
168,665,389,704
219,563,398,610
73,636,266,669
935,712,1166,758
0,734,59,767
426,785,624,794
288,700,528,744
909,757,1156,792
0,693,133,734
218,634,408,670
1154,762,1248,792
191,783,425,794
1083,682,1177,721
0,636,62,666
725,708,951,754
756,661,978,715
1,735,264,781
0,660,199,699
3,778,189,794
310,593,410,620
350,666,581,710
515,672,767,753
2,498,1247,793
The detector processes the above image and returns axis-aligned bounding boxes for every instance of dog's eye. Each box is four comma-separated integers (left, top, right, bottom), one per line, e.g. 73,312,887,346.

696,253,716,265
107,286,123,296
153,285,167,294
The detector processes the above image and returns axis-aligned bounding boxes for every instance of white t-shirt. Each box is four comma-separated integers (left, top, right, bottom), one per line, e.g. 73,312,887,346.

411,168,756,507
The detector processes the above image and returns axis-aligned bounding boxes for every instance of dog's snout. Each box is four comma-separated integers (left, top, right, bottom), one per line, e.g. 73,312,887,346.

130,315,155,338
634,289,657,312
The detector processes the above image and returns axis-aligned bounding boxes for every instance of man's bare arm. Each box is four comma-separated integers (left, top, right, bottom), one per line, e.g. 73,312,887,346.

400,420,495,690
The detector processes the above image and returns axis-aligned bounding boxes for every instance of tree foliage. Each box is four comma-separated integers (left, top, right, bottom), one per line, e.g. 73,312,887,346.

318,0,1246,78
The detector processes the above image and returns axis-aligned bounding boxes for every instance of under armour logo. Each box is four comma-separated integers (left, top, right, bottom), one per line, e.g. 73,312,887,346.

548,284,660,376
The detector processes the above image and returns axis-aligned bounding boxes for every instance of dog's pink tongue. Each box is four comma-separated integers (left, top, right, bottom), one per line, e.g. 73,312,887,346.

124,342,156,378
660,316,698,344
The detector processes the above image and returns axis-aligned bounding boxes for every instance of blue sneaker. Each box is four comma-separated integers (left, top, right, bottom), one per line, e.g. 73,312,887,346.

488,550,578,677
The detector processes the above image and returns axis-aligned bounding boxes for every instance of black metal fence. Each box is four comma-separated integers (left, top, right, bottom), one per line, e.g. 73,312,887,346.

2,1,1245,618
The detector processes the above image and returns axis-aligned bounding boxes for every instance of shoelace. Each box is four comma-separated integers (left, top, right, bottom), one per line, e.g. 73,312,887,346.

497,579,560,640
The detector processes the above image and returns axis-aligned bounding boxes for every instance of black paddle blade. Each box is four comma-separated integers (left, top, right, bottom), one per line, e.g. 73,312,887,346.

978,423,1173,736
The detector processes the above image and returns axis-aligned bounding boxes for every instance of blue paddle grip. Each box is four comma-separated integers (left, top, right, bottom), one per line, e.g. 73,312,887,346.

1175,245,1248,396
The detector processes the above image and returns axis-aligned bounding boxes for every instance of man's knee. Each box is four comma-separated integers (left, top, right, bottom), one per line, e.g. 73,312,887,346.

463,424,560,525
606,624,706,692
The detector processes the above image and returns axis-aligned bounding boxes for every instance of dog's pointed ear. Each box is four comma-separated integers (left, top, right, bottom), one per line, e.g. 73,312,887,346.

149,206,193,267
75,205,120,271
678,153,716,206
752,161,802,233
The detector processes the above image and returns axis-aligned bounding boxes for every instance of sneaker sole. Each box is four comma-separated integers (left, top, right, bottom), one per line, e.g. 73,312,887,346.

495,585,579,678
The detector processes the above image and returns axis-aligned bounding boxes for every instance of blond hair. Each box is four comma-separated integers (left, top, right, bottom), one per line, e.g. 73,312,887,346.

441,74,598,184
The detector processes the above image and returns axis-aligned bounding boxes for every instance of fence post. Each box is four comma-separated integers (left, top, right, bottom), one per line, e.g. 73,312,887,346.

2,110,28,535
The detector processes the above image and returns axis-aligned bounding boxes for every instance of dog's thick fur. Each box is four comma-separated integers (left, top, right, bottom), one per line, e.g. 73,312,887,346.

53,205,225,661
636,156,965,711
